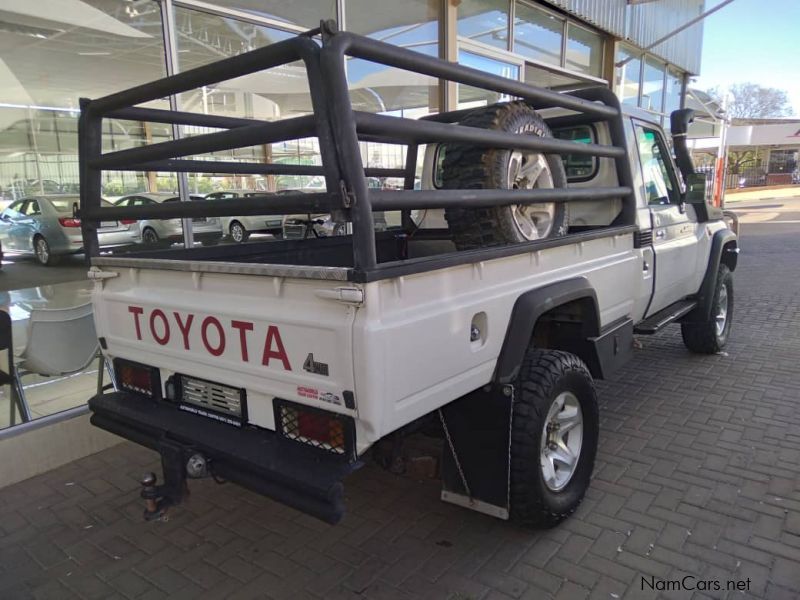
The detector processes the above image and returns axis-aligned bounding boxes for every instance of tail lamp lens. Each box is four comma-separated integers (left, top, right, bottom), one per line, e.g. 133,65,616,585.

114,358,161,399
278,403,347,455
120,219,137,225
58,217,81,227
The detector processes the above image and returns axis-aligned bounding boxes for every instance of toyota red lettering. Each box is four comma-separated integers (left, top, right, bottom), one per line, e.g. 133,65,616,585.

149,309,170,345
173,312,194,350
127,306,291,370
201,316,225,356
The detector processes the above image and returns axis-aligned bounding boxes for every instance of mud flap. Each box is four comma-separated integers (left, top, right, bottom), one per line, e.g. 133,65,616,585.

440,385,513,519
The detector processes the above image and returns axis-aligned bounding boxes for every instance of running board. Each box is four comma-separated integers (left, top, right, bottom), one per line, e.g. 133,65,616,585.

634,300,697,335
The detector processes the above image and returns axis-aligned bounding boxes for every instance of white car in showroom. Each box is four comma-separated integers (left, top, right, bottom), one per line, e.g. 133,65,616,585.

115,192,223,246
204,190,283,242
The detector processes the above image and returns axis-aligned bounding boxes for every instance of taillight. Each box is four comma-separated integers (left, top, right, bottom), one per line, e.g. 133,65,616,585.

120,219,137,225
114,358,161,399
58,217,81,227
276,401,352,457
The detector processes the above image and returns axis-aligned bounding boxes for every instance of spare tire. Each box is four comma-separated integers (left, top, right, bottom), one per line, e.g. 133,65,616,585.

441,101,568,250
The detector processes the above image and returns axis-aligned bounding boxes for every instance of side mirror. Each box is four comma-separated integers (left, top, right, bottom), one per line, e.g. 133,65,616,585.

684,173,707,205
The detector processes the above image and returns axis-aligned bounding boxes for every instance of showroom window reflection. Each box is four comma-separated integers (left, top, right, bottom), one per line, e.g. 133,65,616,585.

0,0,167,202
615,43,687,127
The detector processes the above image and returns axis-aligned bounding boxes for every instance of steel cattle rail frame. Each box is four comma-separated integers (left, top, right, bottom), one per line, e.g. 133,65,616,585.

78,19,636,281
78,28,343,258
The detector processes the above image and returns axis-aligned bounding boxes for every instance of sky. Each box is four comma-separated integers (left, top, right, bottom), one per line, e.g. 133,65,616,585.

693,0,800,117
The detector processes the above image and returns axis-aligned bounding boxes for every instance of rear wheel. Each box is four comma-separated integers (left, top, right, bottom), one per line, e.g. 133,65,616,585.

33,235,59,266
441,102,569,250
510,349,598,528
142,227,160,245
681,264,734,353
229,220,248,243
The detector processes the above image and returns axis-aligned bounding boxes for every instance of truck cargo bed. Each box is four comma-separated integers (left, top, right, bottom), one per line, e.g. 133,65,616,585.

93,225,635,282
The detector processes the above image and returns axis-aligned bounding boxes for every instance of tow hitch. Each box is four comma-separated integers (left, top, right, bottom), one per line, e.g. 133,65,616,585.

139,440,211,521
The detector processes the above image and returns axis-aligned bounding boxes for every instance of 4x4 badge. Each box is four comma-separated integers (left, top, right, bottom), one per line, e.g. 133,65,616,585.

303,353,329,376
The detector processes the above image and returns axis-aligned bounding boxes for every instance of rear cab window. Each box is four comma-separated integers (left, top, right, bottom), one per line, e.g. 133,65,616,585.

552,125,597,181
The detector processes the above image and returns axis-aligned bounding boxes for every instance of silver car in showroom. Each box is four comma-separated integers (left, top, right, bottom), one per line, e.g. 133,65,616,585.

204,190,284,243
0,195,139,266
115,192,223,246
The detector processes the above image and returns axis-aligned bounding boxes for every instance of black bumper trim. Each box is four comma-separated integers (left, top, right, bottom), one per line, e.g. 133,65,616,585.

89,392,361,523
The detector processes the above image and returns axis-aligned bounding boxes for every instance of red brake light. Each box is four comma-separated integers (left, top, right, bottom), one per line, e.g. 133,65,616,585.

114,359,161,399
278,404,346,454
120,219,137,225
58,217,81,227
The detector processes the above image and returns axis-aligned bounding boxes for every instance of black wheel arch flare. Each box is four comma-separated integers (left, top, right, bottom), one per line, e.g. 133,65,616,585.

494,277,602,383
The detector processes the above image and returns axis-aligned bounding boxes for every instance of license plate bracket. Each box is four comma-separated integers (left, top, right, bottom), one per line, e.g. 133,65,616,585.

175,374,247,427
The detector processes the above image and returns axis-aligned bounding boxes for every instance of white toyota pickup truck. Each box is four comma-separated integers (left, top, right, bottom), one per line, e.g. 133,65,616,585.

78,21,738,527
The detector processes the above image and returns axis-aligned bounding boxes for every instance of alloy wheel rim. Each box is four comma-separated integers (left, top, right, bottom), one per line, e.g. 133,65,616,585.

231,224,244,242
716,284,729,336
507,151,556,241
540,391,584,491
143,230,157,244
36,238,48,263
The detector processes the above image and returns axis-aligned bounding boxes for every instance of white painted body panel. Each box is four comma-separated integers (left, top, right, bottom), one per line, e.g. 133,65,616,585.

353,231,639,444
92,268,359,437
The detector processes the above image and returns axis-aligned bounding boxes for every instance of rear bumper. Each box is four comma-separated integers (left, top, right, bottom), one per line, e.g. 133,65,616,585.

241,217,283,233
88,391,361,523
98,231,140,246
162,231,223,243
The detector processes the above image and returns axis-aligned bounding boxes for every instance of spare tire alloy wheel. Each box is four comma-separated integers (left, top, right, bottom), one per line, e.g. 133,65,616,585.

508,151,557,241
441,101,569,250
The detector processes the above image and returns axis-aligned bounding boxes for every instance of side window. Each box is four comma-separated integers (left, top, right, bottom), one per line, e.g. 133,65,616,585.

552,125,597,180
25,200,41,216
5,201,24,216
636,125,677,206
116,198,130,207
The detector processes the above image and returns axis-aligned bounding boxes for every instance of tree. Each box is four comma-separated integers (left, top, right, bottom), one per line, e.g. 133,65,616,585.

706,83,792,119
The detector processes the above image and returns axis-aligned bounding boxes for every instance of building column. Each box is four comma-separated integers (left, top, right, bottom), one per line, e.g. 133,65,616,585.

440,0,458,112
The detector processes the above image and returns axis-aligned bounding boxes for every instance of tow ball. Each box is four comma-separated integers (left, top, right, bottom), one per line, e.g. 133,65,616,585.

139,442,210,521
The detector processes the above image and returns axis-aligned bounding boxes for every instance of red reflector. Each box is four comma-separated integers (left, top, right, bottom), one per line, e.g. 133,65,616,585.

279,404,346,454
58,217,81,227
298,412,329,443
120,219,137,225
115,359,160,398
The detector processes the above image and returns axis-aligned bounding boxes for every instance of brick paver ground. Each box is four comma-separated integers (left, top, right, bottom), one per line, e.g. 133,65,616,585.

1,218,799,600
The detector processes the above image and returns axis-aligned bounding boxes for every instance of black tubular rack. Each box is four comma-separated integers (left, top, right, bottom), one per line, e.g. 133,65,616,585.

78,19,636,283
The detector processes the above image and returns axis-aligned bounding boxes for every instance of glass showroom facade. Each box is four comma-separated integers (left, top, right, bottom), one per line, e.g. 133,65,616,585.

0,0,695,206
